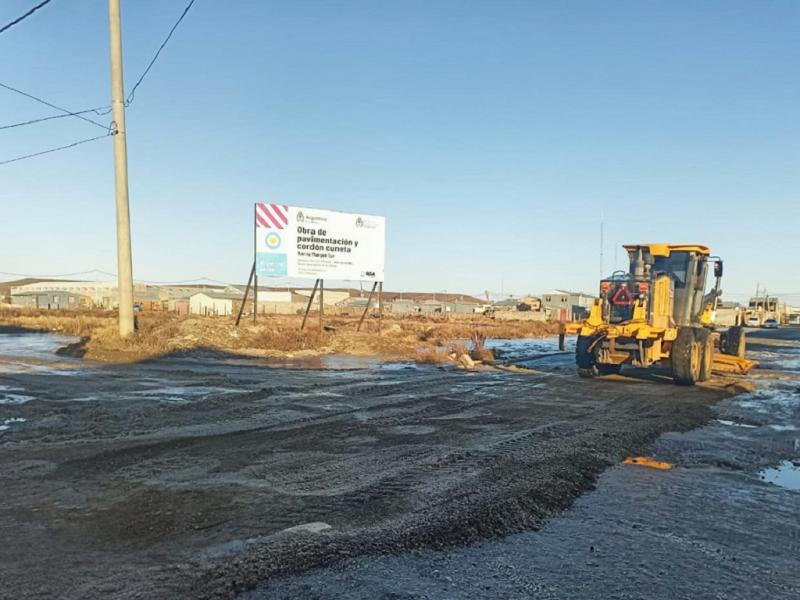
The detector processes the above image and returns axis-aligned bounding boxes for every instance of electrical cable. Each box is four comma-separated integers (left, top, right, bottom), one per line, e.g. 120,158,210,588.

0,106,111,131
0,270,235,287
0,131,112,166
0,0,54,35
126,0,196,106
0,82,110,131
0,269,115,279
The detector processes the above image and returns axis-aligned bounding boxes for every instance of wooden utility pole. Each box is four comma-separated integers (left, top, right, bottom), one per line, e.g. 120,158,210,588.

108,0,135,337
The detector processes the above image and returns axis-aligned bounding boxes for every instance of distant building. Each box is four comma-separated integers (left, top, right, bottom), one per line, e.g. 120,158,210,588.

542,290,596,321
157,286,210,311
388,299,419,315
133,288,165,311
10,290,91,310
10,280,154,309
257,290,299,315
189,290,244,316
541,291,571,320
292,288,350,307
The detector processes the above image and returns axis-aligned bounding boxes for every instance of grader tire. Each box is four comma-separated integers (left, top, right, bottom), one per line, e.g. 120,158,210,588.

576,335,596,371
721,326,746,359
672,327,701,386
697,328,714,382
576,335,621,377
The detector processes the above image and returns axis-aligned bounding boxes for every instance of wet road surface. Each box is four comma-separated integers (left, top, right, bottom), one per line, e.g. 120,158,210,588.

246,328,800,599
0,329,794,599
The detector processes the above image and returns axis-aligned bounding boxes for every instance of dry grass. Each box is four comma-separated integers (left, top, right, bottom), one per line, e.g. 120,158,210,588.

0,306,559,364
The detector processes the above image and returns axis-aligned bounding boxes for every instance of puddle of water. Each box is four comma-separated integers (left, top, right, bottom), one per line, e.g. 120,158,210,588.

769,424,799,432
0,393,35,405
716,419,757,429
759,460,800,491
0,417,26,431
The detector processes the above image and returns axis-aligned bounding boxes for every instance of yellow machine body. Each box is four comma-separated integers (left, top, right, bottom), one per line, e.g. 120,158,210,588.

562,243,756,384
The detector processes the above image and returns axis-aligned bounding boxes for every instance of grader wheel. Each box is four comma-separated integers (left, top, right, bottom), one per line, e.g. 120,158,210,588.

697,328,714,382
576,335,621,377
672,327,702,385
720,326,746,359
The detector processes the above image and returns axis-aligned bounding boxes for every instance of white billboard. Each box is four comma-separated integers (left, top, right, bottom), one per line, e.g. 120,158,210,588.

254,204,385,282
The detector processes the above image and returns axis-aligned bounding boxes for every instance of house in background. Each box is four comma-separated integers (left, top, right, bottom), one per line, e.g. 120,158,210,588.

541,290,596,321
10,290,91,310
189,290,245,316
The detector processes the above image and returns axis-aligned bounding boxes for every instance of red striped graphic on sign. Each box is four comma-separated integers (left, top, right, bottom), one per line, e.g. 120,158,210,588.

255,203,289,229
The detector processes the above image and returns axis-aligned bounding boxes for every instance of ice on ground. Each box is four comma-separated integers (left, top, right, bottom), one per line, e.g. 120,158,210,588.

0,393,35,405
716,419,757,429
0,417,26,431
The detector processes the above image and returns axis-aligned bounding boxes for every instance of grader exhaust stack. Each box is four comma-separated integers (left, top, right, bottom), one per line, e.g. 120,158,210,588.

560,244,756,385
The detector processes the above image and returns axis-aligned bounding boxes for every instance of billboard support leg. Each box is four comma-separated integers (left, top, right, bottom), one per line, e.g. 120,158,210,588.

253,273,258,323
319,279,324,330
378,282,384,333
357,282,378,332
235,261,256,327
301,279,320,330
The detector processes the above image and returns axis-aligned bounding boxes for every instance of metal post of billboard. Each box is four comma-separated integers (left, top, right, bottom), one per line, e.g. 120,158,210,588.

319,279,324,330
253,204,258,324
253,273,258,323
378,282,384,333
300,279,320,330
235,261,256,327
357,282,378,332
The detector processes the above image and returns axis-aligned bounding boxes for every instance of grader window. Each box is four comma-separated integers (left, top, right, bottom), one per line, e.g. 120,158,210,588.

652,251,689,288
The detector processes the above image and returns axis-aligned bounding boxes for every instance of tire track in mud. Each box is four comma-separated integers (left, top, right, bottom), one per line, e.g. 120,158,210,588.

50,376,500,480
192,390,716,600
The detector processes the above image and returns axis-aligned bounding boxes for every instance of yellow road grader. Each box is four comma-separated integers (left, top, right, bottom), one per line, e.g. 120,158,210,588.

560,243,756,385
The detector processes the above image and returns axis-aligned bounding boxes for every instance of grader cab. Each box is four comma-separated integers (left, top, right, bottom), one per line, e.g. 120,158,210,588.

560,244,756,385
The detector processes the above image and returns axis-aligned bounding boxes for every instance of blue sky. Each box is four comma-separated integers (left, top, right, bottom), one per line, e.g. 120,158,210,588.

1,0,798,302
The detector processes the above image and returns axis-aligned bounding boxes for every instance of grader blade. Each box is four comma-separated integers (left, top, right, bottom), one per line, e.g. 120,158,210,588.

712,353,758,375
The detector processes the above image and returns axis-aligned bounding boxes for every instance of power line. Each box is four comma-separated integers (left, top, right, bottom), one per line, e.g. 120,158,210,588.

0,0,54,35
126,0,196,106
0,269,235,286
0,105,111,131
0,131,111,166
0,269,115,279
0,82,110,131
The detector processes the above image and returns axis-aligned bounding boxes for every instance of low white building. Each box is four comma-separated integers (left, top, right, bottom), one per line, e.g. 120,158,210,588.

293,288,351,307
189,290,244,316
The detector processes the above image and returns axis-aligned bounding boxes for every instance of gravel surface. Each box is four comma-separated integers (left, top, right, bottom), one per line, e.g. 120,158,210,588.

245,328,800,600
0,331,764,599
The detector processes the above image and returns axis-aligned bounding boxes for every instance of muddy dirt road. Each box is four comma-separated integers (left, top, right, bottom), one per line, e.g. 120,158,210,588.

247,328,800,600
0,332,758,599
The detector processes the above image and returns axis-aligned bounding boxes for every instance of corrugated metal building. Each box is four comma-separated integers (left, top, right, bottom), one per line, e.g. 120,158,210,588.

11,290,91,310
388,299,419,314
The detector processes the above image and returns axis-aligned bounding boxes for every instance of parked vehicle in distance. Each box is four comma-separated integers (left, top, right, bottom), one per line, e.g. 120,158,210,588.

763,318,779,329
746,316,760,327
789,315,800,326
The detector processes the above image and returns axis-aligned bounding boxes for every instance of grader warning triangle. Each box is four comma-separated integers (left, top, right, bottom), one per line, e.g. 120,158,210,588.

611,286,632,306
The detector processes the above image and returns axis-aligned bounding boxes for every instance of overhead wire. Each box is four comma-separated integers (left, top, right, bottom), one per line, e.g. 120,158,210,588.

125,0,196,106
1,0,196,167
0,0,54,35
0,82,111,131
0,270,235,287
0,105,111,131
0,269,115,279
0,131,112,166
